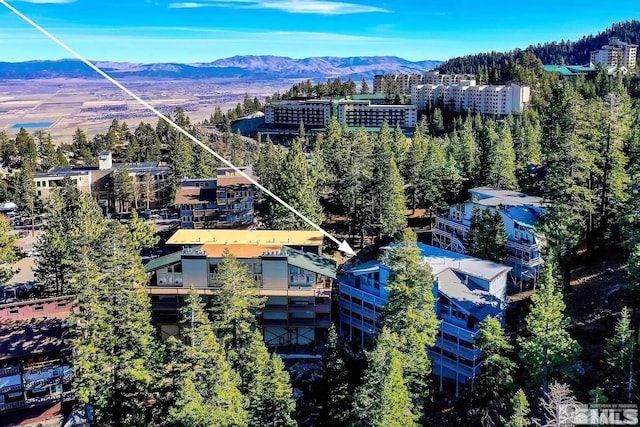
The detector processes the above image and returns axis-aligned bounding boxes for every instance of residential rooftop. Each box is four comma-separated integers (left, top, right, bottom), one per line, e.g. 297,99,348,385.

166,229,324,247
417,243,512,282
437,268,503,318
470,187,544,209
0,318,65,360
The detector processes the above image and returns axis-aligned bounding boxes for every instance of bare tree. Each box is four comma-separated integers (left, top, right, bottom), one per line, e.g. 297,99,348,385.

140,174,157,210
537,381,579,427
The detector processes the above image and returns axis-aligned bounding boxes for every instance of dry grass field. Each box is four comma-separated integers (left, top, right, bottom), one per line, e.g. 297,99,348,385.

0,77,291,142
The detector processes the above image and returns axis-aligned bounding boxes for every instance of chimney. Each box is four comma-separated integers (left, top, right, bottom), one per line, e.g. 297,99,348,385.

98,151,113,170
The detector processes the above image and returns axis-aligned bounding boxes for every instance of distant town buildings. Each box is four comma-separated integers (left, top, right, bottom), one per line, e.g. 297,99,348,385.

411,80,531,115
590,37,638,69
432,187,545,288
174,166,256,229
145,229,336,353
339,243,510,395
34,151,169,211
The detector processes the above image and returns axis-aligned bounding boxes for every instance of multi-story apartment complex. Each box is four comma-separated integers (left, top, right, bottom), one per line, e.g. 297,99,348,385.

373,73,425,95
175,166,256,229
145,229,336,352
372,71,476,95
0,297,74,422
263,99,332,128
423,70,476,86
336,99,417,129
339,243,510,395
590,37,638,69
411,80,531,115
263,98,417,131
431,187,545,289
34,151,169,210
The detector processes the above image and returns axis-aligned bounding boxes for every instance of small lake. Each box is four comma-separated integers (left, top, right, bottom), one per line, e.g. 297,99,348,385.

10,122,54,129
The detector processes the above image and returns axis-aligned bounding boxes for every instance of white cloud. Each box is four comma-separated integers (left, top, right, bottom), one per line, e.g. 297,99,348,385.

250,0,389,14
168,0,390,14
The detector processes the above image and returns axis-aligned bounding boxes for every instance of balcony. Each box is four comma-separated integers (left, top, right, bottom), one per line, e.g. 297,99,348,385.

0,366,20,378
434,336,482,362
507,239,539,253
340,300,379,323
439,321,479,343
427,349,479,379
262,302,331,313
261,318,331,328
0,391,74,413
435,215,470,233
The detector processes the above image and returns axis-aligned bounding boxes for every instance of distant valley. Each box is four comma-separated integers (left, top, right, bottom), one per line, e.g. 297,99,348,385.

0,55,441,141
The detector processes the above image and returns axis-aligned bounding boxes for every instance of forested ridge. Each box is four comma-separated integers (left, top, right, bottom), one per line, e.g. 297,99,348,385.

437,20,640,83
2,29,640,424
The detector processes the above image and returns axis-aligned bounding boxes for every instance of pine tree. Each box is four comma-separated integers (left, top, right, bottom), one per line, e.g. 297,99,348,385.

112,164,135,212
469,316,516,426
355,329,419,426
505,389,532,427
70,221,162,426
360,77,370,95
169,288,247,426
518,264,581,393
126,210,159,251
240,330,296,427
602,307,636,402
379,351,419,427
318,325,352,425
267,137,322,229
380,230,439,416
487,122,518,190
0,215,17,284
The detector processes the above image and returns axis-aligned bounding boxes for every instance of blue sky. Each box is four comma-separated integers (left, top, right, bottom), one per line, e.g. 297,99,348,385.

0,0,638,63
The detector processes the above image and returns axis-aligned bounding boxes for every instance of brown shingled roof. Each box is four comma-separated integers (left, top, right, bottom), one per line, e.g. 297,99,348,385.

174,187,217,205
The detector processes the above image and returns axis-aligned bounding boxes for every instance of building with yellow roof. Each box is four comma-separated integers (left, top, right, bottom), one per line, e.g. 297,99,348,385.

145,228,335,353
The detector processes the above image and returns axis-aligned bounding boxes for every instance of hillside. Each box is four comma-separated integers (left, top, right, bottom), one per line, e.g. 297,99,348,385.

0,55,441,81
437,20,640,74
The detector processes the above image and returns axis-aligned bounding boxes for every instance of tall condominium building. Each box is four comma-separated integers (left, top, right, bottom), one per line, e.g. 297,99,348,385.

412,80,531,115
145,229,336,353
423,70,476,85
263,98,417,130
336,99,417,129
263,99,332,128
590,37,638,69
339,244,510,396
373,73,425,95
174,166,256,229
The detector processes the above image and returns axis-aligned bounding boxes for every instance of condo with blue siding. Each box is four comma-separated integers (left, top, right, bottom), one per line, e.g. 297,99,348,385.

338,244,510,395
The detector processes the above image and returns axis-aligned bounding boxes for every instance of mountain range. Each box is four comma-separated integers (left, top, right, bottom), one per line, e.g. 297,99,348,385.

0,55,441,80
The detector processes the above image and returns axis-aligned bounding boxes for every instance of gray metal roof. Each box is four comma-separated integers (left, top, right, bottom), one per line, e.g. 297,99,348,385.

437,268,503,319
418,244,511,282
470,187,544,209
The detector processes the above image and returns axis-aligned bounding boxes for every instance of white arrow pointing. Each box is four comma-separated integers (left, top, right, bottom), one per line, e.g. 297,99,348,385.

1,0,355,256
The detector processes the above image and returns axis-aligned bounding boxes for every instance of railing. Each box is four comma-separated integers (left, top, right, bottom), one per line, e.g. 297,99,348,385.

439,321,479,343
340,300,379,322
434,216,470,232
261,318,331,328
0,366,20,377
0,391,74,413
434,336,482,362
507,239,539,253
262,302,331,313
508,256,543,268
449,234,468,254
0,383,23,394
427,349,479,379
339,282,387,307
